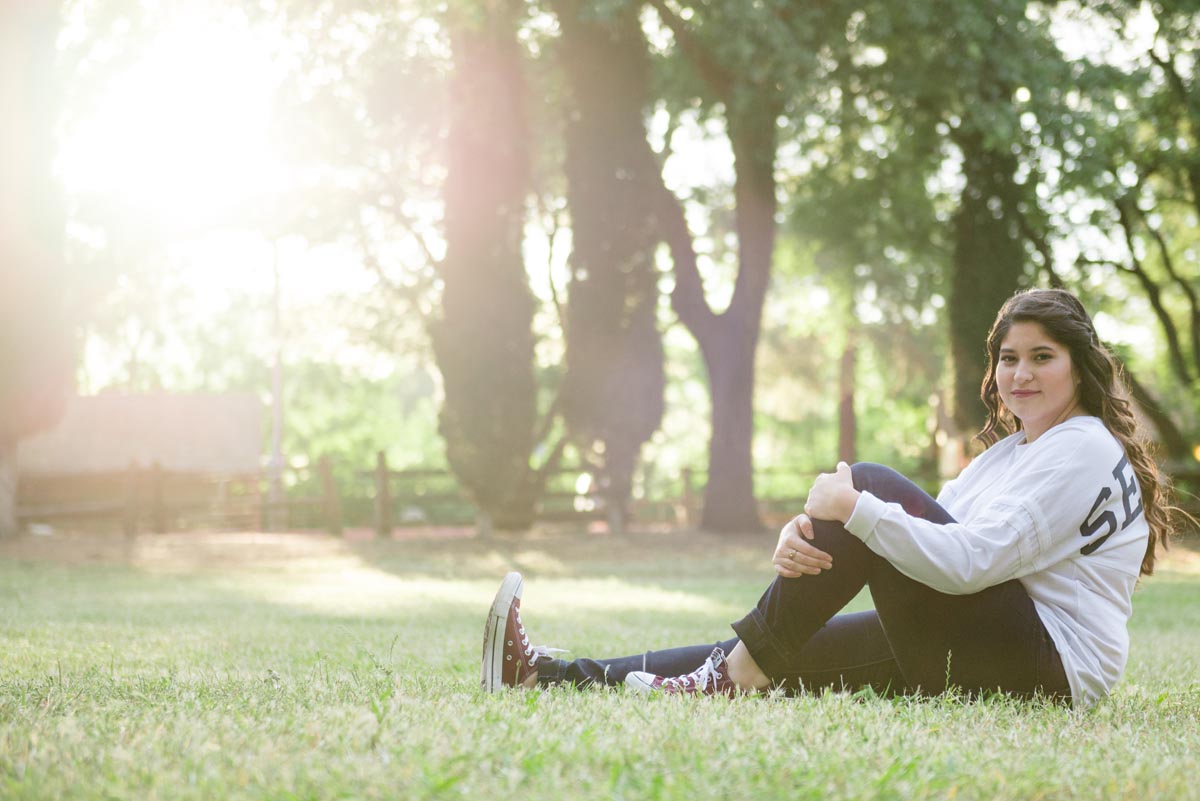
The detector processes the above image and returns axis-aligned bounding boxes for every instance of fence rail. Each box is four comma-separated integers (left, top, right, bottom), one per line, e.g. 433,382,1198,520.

15,453,1200,536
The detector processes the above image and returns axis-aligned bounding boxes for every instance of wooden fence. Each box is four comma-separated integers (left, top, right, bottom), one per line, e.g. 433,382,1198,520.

15,453,1200,536
16,459,337,536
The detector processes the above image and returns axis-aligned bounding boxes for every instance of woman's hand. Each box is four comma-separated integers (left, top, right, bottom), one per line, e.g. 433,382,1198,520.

804,461,861,524
773,513,833,578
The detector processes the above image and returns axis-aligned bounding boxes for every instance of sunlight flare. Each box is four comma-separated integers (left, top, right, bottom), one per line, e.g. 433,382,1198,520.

58,12,284,229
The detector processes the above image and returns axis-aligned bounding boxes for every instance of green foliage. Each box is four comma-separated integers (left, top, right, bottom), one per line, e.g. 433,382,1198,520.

283,359,443,470
52,0,1200,531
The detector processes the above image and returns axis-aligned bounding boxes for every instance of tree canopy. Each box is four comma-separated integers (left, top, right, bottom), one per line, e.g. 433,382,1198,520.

25,0,1200,534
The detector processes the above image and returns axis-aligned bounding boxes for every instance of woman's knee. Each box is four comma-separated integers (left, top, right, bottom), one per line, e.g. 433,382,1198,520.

848,462,949,522
849,462,905,492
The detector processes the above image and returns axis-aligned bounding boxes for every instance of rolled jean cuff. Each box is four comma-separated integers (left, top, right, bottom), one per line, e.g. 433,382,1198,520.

730,608,794,681
536,657,568,686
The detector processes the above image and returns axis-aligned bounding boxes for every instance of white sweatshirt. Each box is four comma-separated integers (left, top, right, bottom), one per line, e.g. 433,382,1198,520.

845,416,1149,707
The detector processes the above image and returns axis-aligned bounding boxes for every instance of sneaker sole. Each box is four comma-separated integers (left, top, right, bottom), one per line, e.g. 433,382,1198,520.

624,671,658,693
481,571,523,692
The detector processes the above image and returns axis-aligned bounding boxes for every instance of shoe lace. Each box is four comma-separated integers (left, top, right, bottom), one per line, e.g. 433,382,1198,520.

663,648,725,692
515,609,566,666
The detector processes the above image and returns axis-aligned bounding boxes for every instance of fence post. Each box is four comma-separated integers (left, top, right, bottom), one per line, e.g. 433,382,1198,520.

149,462,166,534
257,469,269,532
374,451,393,538
123,460,140,537
214,478,230,530
681,467,696,528
318,455,342,536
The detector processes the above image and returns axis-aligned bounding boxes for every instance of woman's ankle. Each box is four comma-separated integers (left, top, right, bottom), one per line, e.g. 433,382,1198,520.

725,641,771,690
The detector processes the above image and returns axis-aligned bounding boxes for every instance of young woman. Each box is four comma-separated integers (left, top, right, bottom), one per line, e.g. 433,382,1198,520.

481,289,1179,708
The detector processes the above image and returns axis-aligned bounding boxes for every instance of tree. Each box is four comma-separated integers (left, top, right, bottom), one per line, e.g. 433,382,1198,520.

549,0,665,534
1070,1,1200,452
834,0,1074,438
948,130,1026,434
0,1,73,537
645,0,849,532
431,0,540,532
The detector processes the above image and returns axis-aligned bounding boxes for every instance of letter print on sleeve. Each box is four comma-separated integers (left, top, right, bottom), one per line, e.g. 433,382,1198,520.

1079,455,1143,556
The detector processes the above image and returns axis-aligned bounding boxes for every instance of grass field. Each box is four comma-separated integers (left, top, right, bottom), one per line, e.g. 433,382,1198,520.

2,527,1199,800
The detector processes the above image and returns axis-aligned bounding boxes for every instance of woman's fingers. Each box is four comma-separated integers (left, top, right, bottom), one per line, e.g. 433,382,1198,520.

773,535,833,574
796,514,815,540
774,514,831,576
785,532,832,565
775,563,803,578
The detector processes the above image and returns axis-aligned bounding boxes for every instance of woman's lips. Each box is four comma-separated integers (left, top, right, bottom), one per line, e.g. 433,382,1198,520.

1010,390,1039,398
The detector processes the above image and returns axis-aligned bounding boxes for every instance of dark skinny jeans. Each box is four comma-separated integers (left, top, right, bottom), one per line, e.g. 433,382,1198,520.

537,463,1070,701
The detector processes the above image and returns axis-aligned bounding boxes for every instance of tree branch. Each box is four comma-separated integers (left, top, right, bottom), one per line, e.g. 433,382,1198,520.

655,179,718,349
1119,353,1191,459
643,0,733,99
391,201,441,273
354,213,429,301
1147,41,1200,226
651,106,681,166
1015,206,1064,289
1114,197,1193,384
537,194,568,338
1130,201,1200,374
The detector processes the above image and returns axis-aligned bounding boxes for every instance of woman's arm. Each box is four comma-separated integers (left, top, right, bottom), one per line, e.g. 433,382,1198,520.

836,425,1139,593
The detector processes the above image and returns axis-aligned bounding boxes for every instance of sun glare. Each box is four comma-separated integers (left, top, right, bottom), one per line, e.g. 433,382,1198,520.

58,12,284,230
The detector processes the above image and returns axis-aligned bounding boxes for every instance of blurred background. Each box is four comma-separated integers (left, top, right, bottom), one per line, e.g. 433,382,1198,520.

1,0,1197,540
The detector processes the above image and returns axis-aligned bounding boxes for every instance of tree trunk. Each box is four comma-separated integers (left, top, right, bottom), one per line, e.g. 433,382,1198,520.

433,0,538,530
655,95,776,532
700,334,762,530
624,10,779,533
0,437,16,538
1123,364,1191,460
1,2,72,461
691,95,777,533
949,132,1026,434
552,0,665,530
838,338,857,464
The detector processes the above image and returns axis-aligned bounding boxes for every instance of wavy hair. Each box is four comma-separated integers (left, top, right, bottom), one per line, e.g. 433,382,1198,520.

977,288,1177,575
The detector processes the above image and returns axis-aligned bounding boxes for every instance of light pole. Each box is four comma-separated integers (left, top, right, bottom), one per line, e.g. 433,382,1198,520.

266,237,285,531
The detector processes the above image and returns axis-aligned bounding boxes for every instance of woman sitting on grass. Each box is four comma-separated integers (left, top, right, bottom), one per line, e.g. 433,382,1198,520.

482,288,1183,708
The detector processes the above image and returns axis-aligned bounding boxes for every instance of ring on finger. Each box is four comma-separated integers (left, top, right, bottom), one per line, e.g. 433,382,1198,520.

788,549,797,559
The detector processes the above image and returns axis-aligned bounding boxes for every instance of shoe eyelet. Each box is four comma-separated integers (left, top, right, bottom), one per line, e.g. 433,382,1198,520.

506,655,512,661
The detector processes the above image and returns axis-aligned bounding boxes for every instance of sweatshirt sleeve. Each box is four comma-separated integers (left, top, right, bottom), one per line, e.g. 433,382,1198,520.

934,477,959,508
844,425,1125,594
934,435,1000,509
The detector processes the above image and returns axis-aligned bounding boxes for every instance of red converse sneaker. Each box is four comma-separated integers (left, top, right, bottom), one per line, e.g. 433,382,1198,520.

624,647,738,696
481,572,560,691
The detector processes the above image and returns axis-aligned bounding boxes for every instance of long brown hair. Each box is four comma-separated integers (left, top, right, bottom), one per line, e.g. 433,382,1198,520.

977,288,1177,575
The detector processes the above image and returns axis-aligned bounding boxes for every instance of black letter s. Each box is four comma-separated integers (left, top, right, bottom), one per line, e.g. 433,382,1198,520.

1112,455,1143,529
1080,487,1118,556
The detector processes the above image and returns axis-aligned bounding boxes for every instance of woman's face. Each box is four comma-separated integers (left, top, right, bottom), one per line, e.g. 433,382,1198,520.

996,321,1083,443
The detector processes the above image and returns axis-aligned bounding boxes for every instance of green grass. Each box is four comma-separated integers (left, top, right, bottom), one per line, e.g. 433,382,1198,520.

2,529,1199,800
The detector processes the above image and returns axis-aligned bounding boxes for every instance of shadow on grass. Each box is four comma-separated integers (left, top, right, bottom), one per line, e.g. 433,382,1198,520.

0,526,811,680
5,526,1192,688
